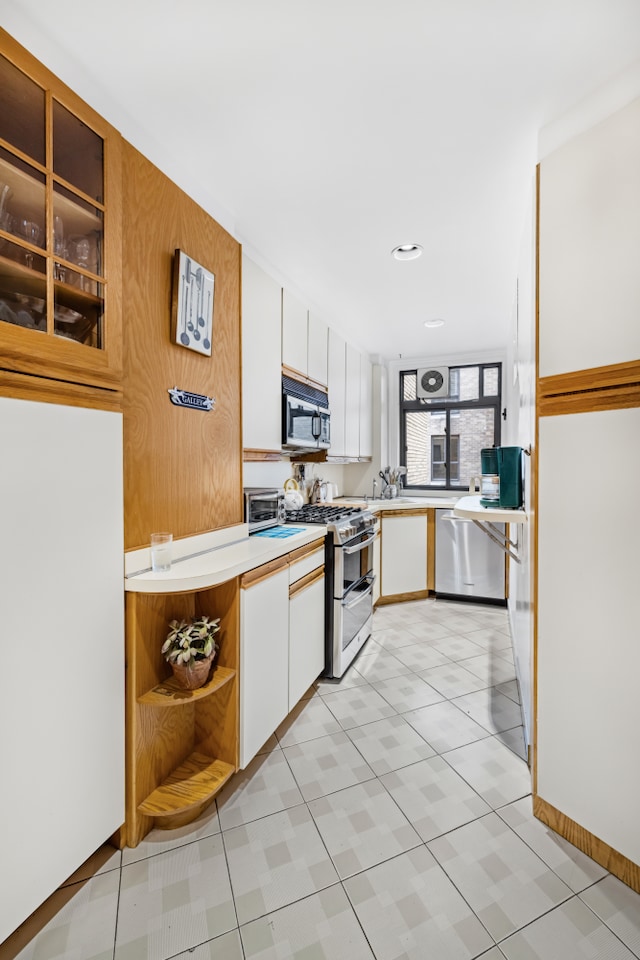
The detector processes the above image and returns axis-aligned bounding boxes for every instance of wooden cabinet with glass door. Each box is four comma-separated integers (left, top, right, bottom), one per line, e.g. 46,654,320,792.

0,31,122,392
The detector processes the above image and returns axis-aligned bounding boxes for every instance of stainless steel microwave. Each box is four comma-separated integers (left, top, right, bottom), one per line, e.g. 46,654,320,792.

243,487,286,533
282,375,330,452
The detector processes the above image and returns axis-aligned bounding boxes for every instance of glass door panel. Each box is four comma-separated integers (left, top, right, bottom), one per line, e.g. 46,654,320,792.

53,100,104,202
0,53,45,164
0,238,47,333
53,183,103,286
0,147,46,252
54,280,103,348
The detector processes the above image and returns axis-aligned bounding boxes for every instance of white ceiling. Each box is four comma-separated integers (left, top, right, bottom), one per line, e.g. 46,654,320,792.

4,1,640,360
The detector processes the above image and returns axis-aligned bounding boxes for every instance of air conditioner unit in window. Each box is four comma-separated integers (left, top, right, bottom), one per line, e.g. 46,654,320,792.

416,367,449,399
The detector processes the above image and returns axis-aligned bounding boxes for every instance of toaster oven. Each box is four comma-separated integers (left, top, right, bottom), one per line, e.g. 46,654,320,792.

244,487,286,533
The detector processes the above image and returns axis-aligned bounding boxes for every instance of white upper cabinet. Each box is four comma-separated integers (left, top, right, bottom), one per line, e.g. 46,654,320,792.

242,255,283,452
328,328,346,457
345,342,361,458
538,97,640,378
307,312,328,386
281,288,308,377
359,353,373,458
327,331,373,461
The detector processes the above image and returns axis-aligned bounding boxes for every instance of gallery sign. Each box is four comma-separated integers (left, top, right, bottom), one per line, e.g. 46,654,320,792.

168,387,216,411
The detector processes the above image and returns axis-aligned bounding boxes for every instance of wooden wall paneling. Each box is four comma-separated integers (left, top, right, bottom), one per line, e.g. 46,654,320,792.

122,142,242,549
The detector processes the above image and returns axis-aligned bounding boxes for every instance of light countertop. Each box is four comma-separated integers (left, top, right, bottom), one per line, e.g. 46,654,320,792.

334,496,460,511
453,495,528,524
125,523,327,594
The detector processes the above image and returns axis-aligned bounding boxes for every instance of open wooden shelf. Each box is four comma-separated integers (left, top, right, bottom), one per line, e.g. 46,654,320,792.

137,751,235,818
137,664,235,706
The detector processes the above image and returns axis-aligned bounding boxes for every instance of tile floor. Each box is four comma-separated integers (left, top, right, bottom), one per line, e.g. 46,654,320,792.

3,598,640,960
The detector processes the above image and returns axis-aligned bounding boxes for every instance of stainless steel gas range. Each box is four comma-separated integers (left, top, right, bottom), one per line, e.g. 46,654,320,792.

285,503,378,679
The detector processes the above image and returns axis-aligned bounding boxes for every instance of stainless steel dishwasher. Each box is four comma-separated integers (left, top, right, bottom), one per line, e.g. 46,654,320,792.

435,508,506,603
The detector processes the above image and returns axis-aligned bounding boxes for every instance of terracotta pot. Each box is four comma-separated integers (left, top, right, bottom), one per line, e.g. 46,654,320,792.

170,653,215,690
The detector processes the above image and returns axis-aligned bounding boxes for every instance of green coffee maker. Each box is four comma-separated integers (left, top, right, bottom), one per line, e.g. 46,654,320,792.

480,446,523,509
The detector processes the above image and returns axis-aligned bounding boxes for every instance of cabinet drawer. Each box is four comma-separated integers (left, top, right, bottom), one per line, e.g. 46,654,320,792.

289,545,324,584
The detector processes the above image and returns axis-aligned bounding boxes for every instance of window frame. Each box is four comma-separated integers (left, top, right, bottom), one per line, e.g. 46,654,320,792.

400,363,502,492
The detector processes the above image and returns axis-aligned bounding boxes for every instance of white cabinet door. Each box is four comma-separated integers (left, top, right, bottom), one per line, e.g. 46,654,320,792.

0,398,124,944
240,564,289,768
282,288,308,377
328,328,346,457
289,572,325,708
381,514,428,597
242,255,283,451
345,342,361,458
307,312,328,386
359,354,373,458
538,98,640,378
537,407,640,866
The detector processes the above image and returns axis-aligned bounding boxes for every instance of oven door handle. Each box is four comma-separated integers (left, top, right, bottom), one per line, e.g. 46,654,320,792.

342,575,376,609
343,531,377,555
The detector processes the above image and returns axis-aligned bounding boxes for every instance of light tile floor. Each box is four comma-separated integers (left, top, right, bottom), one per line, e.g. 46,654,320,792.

3,598,640,960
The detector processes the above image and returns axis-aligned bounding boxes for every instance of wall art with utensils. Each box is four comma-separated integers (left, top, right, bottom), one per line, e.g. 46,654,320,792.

171,248,215,356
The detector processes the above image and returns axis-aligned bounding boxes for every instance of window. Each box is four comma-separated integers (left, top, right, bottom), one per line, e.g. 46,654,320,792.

431,434,459,482
400,364,501,490
431,435,445,481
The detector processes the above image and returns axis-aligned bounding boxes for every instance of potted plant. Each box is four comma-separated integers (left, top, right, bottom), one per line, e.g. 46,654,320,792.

162,615,221,690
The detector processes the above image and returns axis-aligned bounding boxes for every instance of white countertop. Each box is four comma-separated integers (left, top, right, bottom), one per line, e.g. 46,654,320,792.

125,523,327,594
335,496,460,511
453,495,528,524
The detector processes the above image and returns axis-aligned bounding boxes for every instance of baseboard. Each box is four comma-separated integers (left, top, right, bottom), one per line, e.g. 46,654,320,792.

533,794,640,893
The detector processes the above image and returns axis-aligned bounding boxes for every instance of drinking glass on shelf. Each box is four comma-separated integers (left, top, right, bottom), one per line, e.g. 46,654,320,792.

53,216,66,281
20,220,41,269
0,182,13,234
75,236,91,290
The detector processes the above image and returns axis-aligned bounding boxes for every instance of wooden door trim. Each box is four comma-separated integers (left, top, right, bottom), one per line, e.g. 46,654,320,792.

288,539,325,564
289,566,324,598
534,795,640,893
539,382,640,417
240,556,288,589
0,368,122,411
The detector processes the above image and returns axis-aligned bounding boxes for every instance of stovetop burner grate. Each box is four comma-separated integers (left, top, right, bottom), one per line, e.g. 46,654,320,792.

285,504,362,524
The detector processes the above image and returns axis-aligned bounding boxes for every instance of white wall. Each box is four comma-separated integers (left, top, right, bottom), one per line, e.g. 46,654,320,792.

503,178,537,750
243,460,349,500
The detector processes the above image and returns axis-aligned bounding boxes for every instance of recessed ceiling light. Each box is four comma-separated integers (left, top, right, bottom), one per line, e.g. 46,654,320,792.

424,318,445,328
391,243,423,261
